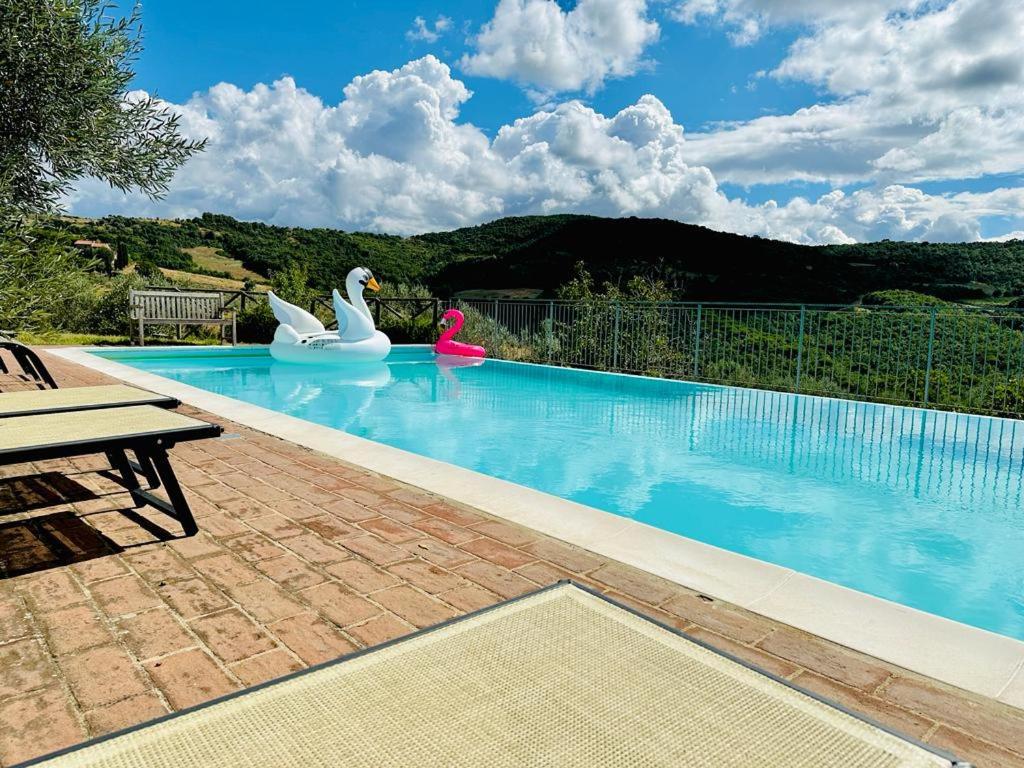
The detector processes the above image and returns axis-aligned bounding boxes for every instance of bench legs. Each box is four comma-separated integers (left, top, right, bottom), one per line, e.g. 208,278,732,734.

132,319,236,346
106,445,198,536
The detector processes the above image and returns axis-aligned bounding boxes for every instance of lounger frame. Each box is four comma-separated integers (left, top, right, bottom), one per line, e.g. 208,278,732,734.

0,339,58,389
0,386,179,419
0,419,220,537
12,580,972,768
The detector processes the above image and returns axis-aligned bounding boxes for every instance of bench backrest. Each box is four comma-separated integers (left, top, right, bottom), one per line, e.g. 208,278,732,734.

129,290,225,321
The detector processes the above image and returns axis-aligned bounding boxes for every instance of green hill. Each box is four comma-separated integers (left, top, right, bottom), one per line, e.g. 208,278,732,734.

47,212,1024,303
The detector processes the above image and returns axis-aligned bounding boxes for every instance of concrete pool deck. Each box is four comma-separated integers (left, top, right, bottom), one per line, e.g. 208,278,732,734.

53,346,1024,706
0,348,1022,766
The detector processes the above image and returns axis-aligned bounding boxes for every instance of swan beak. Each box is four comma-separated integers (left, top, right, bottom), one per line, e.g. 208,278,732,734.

366,277,381,292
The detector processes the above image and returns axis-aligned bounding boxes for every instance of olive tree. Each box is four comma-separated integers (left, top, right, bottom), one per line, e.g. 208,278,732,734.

0,0,205,219
0,1,204,335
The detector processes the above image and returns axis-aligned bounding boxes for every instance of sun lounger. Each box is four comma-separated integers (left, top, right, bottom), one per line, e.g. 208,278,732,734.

0,384,178,418
0,338,58,389
0,405,221,536
15,581,969,768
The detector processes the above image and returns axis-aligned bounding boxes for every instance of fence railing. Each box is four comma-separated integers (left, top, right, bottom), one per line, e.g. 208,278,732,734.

148,287,1024,418
147,286,442,331
146,285,267,313
451,299,1024,419
309,296,440,331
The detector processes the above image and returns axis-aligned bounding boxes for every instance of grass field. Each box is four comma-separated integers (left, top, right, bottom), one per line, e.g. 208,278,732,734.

453,288,545,300
14,330,221,346
183,246,268,283
159,266,270,292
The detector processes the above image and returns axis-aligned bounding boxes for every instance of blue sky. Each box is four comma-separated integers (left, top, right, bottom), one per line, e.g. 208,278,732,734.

134,1,816,137
71,0,1024,243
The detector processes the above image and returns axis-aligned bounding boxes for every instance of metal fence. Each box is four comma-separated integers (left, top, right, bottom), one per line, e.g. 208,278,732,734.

149,287,1024,418
452,300,1024,419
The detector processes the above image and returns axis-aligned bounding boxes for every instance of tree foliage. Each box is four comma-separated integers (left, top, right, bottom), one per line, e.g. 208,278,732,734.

0,229,94,330
47,212,1024,304
0,0,205,217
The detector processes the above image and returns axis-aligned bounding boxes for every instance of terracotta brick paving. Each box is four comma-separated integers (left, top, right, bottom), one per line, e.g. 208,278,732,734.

0,350,1023,766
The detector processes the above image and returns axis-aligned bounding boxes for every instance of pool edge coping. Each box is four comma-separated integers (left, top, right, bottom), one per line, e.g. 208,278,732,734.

49,345,1024,709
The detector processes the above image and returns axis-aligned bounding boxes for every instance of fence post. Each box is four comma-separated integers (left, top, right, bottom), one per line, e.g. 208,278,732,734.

374,298,382,326
432,299,439,329
795,305,806,392
612,302,621,369
547,300,554,362
492,299,500,349
692,304,702,378
923,307,937,406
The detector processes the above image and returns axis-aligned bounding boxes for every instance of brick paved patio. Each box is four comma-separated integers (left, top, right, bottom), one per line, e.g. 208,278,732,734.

0,349,1022,767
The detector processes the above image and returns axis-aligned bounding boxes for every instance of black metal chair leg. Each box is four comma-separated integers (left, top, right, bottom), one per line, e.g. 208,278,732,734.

128,449,161,490
106,449,148,509
105,445,198,537
142,446,199,537
3,342,59,389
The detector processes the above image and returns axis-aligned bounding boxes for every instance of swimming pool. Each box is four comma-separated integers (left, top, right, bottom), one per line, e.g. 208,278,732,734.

92,345,1024,642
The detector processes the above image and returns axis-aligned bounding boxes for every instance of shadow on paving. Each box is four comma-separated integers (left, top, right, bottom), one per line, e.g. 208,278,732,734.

0,510,124,578
0,472,98,514
0,472,194,578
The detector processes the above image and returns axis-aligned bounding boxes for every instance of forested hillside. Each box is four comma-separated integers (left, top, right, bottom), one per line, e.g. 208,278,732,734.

46,213,1024,303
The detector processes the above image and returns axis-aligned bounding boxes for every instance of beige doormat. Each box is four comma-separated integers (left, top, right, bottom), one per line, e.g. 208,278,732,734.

22,582,962,767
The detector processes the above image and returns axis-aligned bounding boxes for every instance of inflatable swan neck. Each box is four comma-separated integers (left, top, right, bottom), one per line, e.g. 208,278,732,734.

346,270,374,322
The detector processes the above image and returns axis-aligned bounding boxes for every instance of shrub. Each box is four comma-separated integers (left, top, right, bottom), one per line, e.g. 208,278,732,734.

56,272,107,332
85,273,150,336
237,301,277,343
0,228,94,331
374,282,438,343
861,290,948,308
270,262,314,306
134,259,162,279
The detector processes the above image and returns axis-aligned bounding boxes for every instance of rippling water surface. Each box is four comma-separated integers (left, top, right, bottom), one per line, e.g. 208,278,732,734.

97,346,1024,640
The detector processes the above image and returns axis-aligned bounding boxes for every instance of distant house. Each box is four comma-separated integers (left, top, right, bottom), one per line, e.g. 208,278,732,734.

73,239,113,252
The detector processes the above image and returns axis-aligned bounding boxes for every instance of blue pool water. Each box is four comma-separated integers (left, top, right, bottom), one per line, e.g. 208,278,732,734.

94,346,1024,640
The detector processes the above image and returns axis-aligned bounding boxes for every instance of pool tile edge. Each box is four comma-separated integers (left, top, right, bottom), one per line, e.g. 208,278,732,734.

52,346,1024,706
999,661,1024,709
749,573,1024,701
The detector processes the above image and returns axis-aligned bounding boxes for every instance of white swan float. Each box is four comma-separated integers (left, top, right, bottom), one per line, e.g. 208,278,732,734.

268,267,392,364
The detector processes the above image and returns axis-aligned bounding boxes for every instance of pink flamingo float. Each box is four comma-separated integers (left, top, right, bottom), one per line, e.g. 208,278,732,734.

434,309,486,358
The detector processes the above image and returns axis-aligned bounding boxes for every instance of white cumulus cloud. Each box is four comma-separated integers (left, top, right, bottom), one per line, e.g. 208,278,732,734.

459,0,659,94
406,15,452,43
677,0,1024,191
66,56,1024,244
672,0,919,45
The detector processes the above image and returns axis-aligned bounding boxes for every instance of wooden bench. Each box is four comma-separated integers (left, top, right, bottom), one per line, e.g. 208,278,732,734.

129,289,237,346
